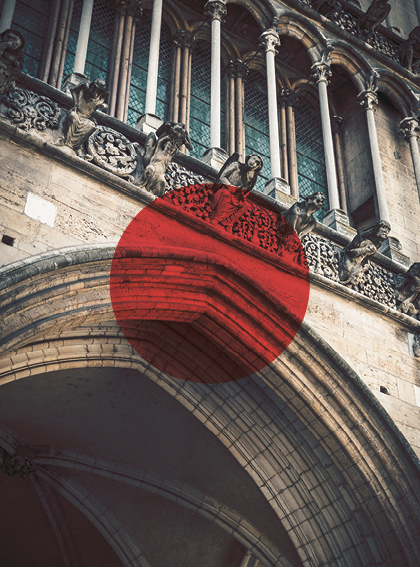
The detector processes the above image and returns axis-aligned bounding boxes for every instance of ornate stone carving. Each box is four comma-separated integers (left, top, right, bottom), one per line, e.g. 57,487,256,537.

86,125,139,182
398,27,420,73
0,29,24,96
164,162,205,190
394,263,420,316
400,117,420,140
259,28,281,54
139,121,192,196
1,452,36,477
358,88,378,112
413,334,420,357
359,261,396,306
356,0,391,37
2,88,60,131
204,0,227,23
338,221,391,287
311,63,332,85
302,234,340,279
210,153,263,232
284,192,326,237
57,78,108,154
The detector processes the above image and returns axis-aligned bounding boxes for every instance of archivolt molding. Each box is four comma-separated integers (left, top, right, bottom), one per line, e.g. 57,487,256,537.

373,68,420,117
1,248,420,566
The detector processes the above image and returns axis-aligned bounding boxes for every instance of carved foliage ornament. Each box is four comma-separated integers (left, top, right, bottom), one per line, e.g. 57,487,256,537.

1,452,37,477
2,88,60,131
86,125,139,182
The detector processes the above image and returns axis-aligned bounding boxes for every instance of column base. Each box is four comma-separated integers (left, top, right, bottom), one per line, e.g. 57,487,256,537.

323,209,356,239
202,147,228,169
136,113,163,134
378,236,411,269
264,178,296,209
62,72,90,95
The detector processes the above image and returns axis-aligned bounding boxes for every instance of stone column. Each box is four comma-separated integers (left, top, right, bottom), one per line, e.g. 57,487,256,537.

283,89,298,199
170,32,182,122
108,0,142,123
358,89,390,223
331,115,348,214
259,28,281,180
415,0,420,26
0,0,17,33
234,59,247,161
226,61,235,156
202,0,227,168
279,91,288,183
73,0,94,74
138,0,163,132
401,117,420,200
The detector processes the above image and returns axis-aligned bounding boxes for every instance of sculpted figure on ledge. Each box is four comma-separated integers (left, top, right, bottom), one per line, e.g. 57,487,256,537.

356,0,391,36
57,78,108,153
338,220,391,287
284,192,325,238
397,26,420,73
210,153,263,232
0,29,24,96
394,262,420,317
139,121,192,196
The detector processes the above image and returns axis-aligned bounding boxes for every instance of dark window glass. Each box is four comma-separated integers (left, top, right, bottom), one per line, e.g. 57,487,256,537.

11,0,51,77
294,96,329,221
244,69,270,192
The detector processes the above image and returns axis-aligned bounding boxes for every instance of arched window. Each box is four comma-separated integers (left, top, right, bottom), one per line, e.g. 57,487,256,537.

127,12,172,126
10,0,52,77
244,69,270,192
294,97,329,220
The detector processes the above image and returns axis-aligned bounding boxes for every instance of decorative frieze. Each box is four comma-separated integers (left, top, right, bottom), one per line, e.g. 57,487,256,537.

2,88,60,131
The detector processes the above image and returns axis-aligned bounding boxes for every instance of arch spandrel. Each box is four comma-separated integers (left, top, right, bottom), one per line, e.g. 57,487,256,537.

1,245,420,567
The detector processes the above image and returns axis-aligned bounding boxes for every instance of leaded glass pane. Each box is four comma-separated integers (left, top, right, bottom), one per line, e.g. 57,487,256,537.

11,0,51,77
62,0,83,80
244,69,270,192
84,0,114,82
189,41,211,160
295,97,329,221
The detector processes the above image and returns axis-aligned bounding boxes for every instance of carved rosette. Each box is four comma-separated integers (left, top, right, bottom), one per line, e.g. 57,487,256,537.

86,126,139,182
2,88,60,131
1,452,37,477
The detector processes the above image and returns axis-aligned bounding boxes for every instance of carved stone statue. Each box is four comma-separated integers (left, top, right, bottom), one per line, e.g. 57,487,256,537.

210,153,263,232
356,0,391,36
284,192,326,237
0,29,24,96
57,78,108,153
394,262,420,316
139,121,192,196
397,26,420,73
311,0,342,18
338,220,391,287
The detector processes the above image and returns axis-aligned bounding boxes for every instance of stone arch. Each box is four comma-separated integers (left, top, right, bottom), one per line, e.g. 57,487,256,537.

1,246,420,566
226,0,275,31
328,40,374,92
374,68,420,117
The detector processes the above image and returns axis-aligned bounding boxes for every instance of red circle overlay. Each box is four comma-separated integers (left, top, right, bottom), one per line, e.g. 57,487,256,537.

110,184,310,384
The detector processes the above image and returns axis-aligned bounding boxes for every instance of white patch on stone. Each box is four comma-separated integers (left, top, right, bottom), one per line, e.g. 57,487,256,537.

24,193,57,227
414,385,420,408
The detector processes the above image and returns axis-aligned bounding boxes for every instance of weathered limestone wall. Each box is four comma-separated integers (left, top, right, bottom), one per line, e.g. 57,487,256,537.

305,285,420,459
376,102,420,263
0,132,142,267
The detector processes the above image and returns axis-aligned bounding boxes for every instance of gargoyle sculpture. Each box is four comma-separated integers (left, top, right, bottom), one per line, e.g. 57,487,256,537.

57,78,108,153
139,121,192,196
397,26,420,73
210,153,263,232
0,29,24,96
283,192,326,237
338,220,391,287
356,0,391,36
394,262,420,317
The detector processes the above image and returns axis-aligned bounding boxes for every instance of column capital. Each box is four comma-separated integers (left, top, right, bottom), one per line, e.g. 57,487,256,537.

280,88,298,107
173,30,194,49
116,0,142,18
400,117,420,140
357,89,378,111
258,28,280,54
234,58,248,79
204,0,227,22
311,62,331,85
